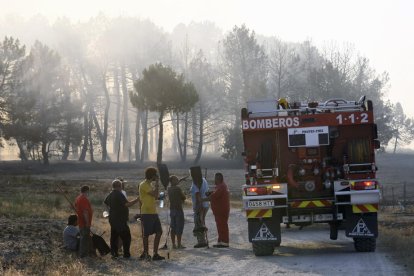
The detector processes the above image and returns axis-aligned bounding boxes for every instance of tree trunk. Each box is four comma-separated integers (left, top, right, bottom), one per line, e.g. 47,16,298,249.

192,108,197,155
62,139,70,161
121,64,131,161
88,110,95,162
393,136,398,154
62,117,72,161
277,59,282,99
156,111,164,164
90,109,104,146
41,140,49,165
182,111,189,162
135,110,141,162
141,110,148,162
102,76,111,161
117,117,123,163
150,118,154,155
72,144,78,159
113,67,121,155
79,111,88,161
155,122,159,156
175,112,184,161
16,139,28,161
79,67,105,152
194,104,204,164
170,112,177,155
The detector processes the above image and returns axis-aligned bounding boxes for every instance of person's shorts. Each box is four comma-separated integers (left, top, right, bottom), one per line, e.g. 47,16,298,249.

141,214,162,237
170,209,185,235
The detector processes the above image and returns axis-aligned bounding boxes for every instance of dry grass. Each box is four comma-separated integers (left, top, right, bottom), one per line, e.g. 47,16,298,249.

3,267,24,276
0,194,65,219
45,259,84,276
0,176,157,275
378,206,414,272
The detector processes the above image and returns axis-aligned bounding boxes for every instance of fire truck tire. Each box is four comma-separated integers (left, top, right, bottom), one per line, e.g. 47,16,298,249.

329,222,339,240
252,242,274,256
353,237,376,252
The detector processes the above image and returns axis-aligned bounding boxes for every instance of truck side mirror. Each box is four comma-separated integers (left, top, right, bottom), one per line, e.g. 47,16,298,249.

373,139,380,149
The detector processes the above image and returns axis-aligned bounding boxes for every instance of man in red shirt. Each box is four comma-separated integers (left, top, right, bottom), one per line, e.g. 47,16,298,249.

75,185,94,257
206,172,230,248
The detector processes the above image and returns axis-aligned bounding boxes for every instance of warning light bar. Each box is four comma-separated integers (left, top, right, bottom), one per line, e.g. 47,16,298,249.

272,185,282,191
244,184,283,195
245,186,267,195
352,180,377,190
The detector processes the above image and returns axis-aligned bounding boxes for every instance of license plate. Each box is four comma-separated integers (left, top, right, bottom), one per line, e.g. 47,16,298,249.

247,200,274,208
282,213,343,223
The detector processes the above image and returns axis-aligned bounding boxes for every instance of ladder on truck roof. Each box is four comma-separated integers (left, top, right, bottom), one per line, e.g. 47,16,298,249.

246,97,367,118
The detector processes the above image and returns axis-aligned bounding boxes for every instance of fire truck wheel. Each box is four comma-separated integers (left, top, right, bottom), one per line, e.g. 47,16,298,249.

252,242,274,256
353,237,376,252
329,222,339,240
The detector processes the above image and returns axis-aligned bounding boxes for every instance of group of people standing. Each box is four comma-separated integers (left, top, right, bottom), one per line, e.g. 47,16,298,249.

63,166,230,261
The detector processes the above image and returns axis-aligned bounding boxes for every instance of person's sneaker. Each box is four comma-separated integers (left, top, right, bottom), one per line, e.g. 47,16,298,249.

177,245,186,249
152,254,165,261
217,242,229,248
139,252,151,261
194,243,208,248
172,244,177,249
213,242,229,248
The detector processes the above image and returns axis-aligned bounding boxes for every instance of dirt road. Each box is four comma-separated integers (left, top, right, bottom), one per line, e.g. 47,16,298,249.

117,208,406,276
0,207,406,276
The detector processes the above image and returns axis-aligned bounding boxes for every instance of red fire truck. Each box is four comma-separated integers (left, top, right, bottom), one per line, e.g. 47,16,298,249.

241,96,380,256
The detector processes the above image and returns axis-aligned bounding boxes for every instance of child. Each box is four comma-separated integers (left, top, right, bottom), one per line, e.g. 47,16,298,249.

168,175,186,249
63,214,80,251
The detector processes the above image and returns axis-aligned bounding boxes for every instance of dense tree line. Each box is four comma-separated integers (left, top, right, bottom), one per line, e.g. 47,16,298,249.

0,16,412,164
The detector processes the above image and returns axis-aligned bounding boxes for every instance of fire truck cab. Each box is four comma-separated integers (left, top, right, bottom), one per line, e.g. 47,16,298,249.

241,96,380,256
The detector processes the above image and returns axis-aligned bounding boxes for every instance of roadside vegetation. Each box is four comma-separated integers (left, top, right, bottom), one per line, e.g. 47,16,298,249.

379,207,414,272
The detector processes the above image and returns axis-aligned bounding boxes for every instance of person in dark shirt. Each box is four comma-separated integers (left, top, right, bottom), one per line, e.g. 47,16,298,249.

167,175,187,249
104,179,140,258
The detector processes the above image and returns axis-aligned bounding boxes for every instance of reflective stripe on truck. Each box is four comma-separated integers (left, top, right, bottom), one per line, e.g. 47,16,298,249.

352,204,378,213
290,200,332,208
246,209,272,218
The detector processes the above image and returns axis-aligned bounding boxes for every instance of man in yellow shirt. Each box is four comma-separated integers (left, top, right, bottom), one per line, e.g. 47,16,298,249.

138,167,165,261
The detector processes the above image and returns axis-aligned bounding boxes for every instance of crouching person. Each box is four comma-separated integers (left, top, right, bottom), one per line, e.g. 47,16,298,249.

104,179,140,259
63,214,79,251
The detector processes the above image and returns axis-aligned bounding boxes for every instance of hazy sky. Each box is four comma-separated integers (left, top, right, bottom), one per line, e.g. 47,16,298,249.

1,0,413,116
